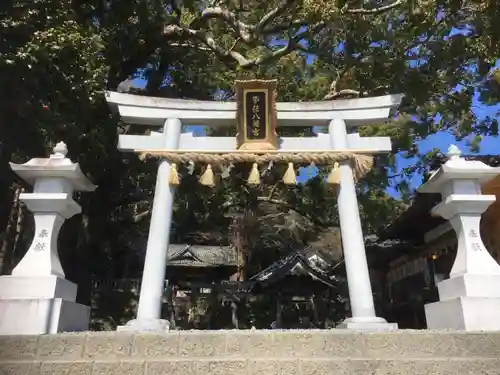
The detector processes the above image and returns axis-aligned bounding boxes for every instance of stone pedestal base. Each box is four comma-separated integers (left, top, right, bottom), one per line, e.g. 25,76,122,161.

0,275,89,335
425,274,500,331
436,274,500,300
425,297,500,331
0,275,77,300
0,298,90,335
117,318,170,333
336,317,398,331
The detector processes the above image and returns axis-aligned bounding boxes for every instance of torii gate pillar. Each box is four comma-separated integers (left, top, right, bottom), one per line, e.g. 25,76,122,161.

330,119,397,330
119,119,182,332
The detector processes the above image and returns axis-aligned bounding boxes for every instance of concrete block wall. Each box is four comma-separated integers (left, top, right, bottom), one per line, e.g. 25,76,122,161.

2,330,500,374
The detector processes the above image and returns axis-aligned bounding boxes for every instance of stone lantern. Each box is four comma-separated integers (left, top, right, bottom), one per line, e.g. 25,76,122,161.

419,145,500,331
0,142,96,335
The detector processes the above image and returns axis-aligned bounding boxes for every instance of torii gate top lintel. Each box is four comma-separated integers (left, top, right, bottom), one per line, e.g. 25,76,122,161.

105,90,403,128
105,86,404,186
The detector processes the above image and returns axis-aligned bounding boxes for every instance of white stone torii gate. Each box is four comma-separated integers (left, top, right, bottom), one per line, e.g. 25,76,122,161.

106,90,403,332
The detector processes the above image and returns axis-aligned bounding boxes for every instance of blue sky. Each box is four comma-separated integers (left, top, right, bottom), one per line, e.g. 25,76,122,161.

386,93,500,196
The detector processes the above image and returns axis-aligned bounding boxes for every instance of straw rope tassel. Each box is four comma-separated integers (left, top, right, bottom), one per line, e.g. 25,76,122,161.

199,164,215,187
138,151,375,182
247,163,261,185
168,163,180,185
283,162,296,185
353,155,374,181
327,162,341,185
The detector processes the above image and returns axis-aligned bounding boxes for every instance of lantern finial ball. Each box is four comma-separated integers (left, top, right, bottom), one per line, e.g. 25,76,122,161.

51,141,68,159
447,144,461,161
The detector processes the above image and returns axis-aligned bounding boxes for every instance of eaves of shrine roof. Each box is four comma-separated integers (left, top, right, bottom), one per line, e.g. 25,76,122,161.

166,244,238,267
250,250,340,288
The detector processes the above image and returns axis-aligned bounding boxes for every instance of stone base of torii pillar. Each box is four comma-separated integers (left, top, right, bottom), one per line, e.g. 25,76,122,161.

420,145,500,331
0,142,96,335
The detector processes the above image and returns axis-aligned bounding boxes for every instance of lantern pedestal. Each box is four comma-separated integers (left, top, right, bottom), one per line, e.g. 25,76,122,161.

425,272,500,330
0,275,90,335
0,142,95,335
419,145,500,331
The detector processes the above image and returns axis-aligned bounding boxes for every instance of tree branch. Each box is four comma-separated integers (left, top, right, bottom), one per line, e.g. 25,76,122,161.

164,20,312,69
245,22,328,67
262,19,308,35
201,6,253,42
345,0,404,14
255,0,298,33
256,197,328,228
324,89,363,100
132,209,150,223
164,24,251,66
162,0,313,69
169,42,212,51
161,0,406,71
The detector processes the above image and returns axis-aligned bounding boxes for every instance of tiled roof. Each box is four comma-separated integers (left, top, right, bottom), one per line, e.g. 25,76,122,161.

167,244,238,267
250,249,340,287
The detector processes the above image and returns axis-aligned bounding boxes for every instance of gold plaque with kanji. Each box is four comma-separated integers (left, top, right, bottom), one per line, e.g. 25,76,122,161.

235,80,278,150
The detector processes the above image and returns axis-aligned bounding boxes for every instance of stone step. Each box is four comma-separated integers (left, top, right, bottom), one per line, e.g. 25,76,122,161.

2,358,500,375
2,330,500,374
3,330,500,360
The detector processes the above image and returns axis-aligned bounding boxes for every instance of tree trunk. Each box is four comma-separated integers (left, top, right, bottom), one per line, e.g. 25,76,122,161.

75,213,91,305
231,300,239,329
275,295,283,328
231,215,246,281
11,188,26,262
310,295,320,327
0,185,23,275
